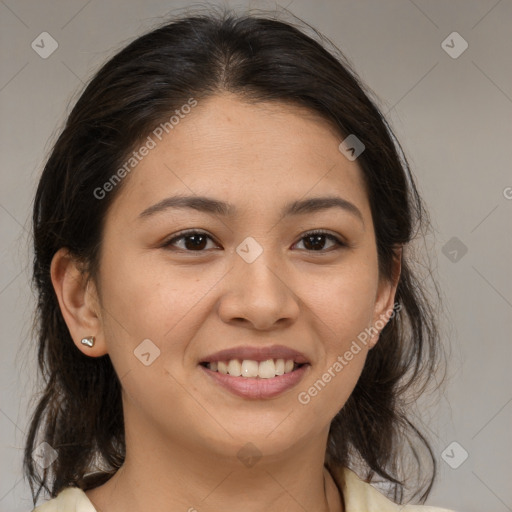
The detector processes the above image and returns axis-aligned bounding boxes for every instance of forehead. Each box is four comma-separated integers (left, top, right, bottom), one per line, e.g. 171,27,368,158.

107,93,370,222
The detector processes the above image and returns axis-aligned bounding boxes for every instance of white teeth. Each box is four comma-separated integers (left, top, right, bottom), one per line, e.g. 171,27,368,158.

217,361,228,374
227,359,242,376
258,359,276,379
275,359,285,375
206,358,300,378
241,359,259,378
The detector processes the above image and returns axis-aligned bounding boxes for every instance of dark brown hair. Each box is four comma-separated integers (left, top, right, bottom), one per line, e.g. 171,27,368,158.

25,5,444,507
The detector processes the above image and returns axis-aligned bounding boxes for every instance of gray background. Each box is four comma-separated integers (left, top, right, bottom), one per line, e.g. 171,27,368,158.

1,1,511,511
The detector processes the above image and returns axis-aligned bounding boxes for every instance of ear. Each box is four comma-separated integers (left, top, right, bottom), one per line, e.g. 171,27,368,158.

50,247,108,357
368,246,402,349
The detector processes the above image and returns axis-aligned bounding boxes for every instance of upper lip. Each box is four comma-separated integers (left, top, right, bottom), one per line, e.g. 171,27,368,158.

200,345,310,364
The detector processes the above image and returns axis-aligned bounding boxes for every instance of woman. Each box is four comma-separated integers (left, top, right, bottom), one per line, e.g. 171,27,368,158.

25,7,453,512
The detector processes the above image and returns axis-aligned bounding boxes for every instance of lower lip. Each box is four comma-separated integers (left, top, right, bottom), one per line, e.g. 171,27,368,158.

199,364,310,399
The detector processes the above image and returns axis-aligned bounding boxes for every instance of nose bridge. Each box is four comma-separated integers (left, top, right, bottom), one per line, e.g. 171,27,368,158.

218,235,299,328
235,234,287,296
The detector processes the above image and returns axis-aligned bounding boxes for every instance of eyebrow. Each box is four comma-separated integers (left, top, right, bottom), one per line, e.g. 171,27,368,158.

138,194,364,225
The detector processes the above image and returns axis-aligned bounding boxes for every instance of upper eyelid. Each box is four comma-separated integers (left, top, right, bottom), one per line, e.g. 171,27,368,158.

166,229,218,244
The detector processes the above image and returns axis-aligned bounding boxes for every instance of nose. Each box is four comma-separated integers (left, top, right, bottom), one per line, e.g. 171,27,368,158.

217,247,300,331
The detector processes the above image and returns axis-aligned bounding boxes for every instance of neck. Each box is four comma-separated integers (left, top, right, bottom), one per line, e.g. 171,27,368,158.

85,411,343,512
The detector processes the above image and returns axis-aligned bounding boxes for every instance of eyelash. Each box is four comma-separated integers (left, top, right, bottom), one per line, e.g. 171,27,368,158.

161,229,346,253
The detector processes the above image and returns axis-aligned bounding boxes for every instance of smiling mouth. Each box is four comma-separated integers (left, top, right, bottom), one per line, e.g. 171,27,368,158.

199,359,308,379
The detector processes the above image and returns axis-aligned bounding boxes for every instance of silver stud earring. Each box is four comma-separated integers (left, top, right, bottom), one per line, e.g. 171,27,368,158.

81,336,95,347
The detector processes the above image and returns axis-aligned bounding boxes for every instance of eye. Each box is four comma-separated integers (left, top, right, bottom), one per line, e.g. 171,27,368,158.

162,229,346,253
293,230,346,252
162,230,219,252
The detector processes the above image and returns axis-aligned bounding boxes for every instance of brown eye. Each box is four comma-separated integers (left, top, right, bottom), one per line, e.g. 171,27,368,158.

162,229,345,253
294,231,345,252
163,230,218,251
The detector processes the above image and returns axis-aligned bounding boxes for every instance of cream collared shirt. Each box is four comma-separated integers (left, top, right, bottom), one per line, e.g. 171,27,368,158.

32,467,456,512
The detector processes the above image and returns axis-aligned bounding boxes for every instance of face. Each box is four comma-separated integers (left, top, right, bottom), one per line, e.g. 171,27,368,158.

58,93,399,463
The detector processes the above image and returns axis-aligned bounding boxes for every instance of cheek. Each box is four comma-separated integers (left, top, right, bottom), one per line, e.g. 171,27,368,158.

99,249,198,339
97,257,200,421
304,259,378,343
296,272,374,426
98,251,226,383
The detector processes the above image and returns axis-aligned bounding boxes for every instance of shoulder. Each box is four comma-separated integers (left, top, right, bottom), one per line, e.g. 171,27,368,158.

32,469,456,512
330,465,456,512
32,487,97,512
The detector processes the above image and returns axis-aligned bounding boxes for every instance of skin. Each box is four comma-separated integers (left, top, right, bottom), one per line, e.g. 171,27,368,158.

51,92,400,512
